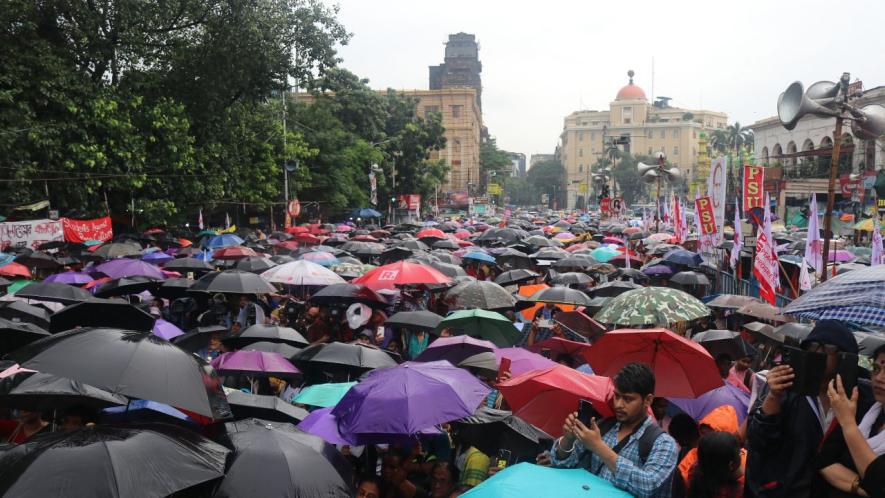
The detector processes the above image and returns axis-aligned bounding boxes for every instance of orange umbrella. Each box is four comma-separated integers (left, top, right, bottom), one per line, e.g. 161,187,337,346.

517,284,574,321
0,262,32,279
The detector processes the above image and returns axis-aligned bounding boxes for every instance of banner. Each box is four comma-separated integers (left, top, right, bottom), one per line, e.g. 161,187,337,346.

742,165,765,212
61,216,113,244
708,156,727,245
0,219,63,251
397,195,421,211
673,195,685,243
730,199,743,272
753,194,779,305
369,172,378,206
695,196,718,236
804,194,823,274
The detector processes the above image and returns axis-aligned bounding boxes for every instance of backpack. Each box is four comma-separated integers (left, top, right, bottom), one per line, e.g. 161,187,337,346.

576,417,666,470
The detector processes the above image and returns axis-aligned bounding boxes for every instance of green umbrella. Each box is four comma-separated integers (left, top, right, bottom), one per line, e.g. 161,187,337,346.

594,286,710,327
435,309,521,347
461,462,632,498
292,381,357,408
7,280,32,295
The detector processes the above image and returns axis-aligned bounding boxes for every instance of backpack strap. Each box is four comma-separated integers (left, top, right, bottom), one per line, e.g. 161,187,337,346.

636,422,665,464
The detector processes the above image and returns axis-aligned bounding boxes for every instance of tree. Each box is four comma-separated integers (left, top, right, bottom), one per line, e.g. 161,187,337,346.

526,160,566,208
480,138,512,190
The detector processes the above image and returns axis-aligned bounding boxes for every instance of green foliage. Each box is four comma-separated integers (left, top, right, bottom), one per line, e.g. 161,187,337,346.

524,160,566,208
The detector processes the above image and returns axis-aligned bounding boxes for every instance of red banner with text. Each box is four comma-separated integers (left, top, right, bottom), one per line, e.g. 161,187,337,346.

695,196,718,235
61,216,114,243
742,165,765,212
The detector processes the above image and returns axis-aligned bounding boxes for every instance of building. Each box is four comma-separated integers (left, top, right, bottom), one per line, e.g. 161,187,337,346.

750,84,885,221
506,152,526,177
559,71,728,209
530,153,555,167
429,33,483,109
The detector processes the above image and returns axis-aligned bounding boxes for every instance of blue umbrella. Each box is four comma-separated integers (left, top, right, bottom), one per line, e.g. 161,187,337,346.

662,249,703,269
463,252,496,264
141,252,173,264
461,462,632,498
101,399,198,425
293,381,357,408
350,208,382,219
205,234,244,250
782,265,885,326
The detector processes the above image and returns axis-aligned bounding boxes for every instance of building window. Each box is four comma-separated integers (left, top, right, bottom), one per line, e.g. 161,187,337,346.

578,131,584,141
579,164,584,173
453,140,462,154
693,131,697,139
451,105,462,118
673,146,679,155
623,106,633,124
673,129,680,139
578,149,583,157
647,130,653,138
590,132,595,140
660,129,666,139
424,106,440,119
648,147,653,155
582,121,589,126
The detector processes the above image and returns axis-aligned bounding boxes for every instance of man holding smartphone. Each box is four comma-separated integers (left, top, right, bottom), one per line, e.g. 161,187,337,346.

550,363,679,498
745,319,864,498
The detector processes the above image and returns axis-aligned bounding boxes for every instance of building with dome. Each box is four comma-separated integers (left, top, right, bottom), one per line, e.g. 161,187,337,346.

559,71,728,209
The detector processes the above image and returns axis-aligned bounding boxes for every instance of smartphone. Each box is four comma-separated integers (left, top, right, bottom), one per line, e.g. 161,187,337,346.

496,449,512,469
578,399,599,426
835,352,859,395
537,319,553,329
541,348,552,359
784,346,827,396
497,357,512,382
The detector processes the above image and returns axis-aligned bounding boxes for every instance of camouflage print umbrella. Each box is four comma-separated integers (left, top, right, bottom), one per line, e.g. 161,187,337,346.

594,287,710,327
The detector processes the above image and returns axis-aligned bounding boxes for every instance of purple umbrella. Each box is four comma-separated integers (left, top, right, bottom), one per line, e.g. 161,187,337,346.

43,272,93,285
642,264,673,276
332,361,490,442
296,407,352,445
669,382,751,424
494,347,557,376
152,318,184,341
142,252,174,265
94,259,165,280
830,249,855,263
414,335,497,365
210,351,300,378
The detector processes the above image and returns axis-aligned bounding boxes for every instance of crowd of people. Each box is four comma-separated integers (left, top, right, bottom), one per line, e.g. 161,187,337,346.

0,211,883,498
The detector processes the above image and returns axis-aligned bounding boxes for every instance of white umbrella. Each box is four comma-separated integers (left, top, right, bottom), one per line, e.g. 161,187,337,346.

260,260,346,286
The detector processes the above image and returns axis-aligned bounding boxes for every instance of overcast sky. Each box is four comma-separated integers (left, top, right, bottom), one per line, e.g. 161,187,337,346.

330,0,885,163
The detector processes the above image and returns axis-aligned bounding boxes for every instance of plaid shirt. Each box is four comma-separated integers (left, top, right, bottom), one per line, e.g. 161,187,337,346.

550,417,678,498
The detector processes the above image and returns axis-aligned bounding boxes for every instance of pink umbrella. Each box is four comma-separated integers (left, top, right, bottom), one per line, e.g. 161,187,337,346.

211,351,300,379
335,224,353,232
553,232,575,240
603,236,625,245
830,249,855,262
453,229,472,239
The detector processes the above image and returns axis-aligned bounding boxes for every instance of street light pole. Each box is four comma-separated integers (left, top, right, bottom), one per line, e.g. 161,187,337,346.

820,116,843,282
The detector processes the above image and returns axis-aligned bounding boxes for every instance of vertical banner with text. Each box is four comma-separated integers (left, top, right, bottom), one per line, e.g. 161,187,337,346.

742,165,765,213
695,196,718,236
707,156,727,245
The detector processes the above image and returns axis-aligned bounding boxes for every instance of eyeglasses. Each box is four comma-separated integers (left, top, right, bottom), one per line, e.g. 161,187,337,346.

804,342,840,354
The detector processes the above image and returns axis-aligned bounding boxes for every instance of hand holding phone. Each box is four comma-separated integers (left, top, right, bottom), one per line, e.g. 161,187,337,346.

577,399,599,427
497,357,512,384
496,449,512,469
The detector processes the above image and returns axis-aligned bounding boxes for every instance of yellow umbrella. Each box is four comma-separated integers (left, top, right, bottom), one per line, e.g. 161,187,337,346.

853,218,885,232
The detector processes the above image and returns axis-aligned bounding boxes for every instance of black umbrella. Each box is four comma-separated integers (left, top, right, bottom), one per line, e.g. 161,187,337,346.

496,248,532,270
548,272,593,286
225,391,309,423
430,250,462,265
172,325,230,354
189,270,276,294
0,318,50,355
0,424,229,498
235,256,277,274
430,261,468,278
530,248,569,261
431,239,460,250
153,278,193,299
270,254,296,264
92,241,142,259
524,235,560,249
14,282,93,305
551,256,596,271
494,269,540,287
9,327,231,420
0,371,127,411
444,280,517,311
528,286,593,306
396,239,430,251
223,324,309,349
339,241,383,257
385,310,444,331
291,342,398,377
14,250,61,270
691,329,757,361
94,276,163,298
215,418,353,498
50,300,156,333
163,257,214,273
453,406,551,462
617,268,650,283
0,301,50,329
0,277,10,287
242,341,302,360
670,271,711,286
309,283,389,309
590,280,643,298
774,322,813,345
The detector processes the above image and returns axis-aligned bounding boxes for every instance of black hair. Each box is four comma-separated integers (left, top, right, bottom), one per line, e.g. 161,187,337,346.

688,432,741,498
873,343,885,361
668,413,700,449
613,362,655,397
715,353,733,363
430,461,460,486
356,474,385,496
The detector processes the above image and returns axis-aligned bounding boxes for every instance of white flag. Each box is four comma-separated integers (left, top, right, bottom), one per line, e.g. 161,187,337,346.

804,194,823,274
225,212,231,229
730,199,742,270
198,208,204,230
708,156,728,246
873,209,883,266
799,257,813,291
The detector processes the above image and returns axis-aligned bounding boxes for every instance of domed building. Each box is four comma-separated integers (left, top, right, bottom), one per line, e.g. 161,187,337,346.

558,71,728,209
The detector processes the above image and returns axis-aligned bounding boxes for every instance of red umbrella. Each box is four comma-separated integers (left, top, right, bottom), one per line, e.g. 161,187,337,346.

277,240,299,251
294,233,321,245
286,226,310,234
603,237,625,245
351,235,378,242
213,246,258,260
583,328,722,398
352,261,451,291
177,239,193,247
528,337,593,359
608,254,643,268
497,365,614,437
456,240,474,247
453,229,471,239
0,262,32,279
416,228,445,239
143,228,165,235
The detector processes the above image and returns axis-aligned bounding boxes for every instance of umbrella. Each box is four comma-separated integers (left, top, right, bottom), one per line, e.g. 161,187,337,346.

662,249,703,269
463,251,496,264
691,329,757,360
224,324,308,349
413,335,497,364
616,268,650,283
296,406,352,445
94,258,165,279
0,371,127,411
453,406,551,462
553,310,606,340
495,347,557,376
0,301,50,329
458,351,499,373
590,280,642,298
298,251,339,267
211,351,300,378
234,256,277,274
93,276,162,297
590,246,621,263
706,294,759,309
292,381,357,408
332,361,491,442
527,286,592,306
417,228,446,240
241,340,301,360
351,207,383,218
430,261,468,278
205,233,245,249
594,287,710,327
260,260,346,286
494,269,540,287
9,327,231,419
151,318,184,341
50,300,156,333
217,418,353,498
781,265,885,325
528,337,593,359
352,260,451,291
583,328,723,397
0,318,50,354
496,365,614,437
171,325,229,354
189,270,277,294
642,264,673,276
0,425,229,498
140,251,173,264
42,271,93,285
213,246,259,260
92,241,142,259
774,322,813,344
461,462,633,498
669,383,752,424
225,391,308,423
14,250,61,270
14,282,92,305
385,310,444,330
291,342,398,376
742,321,782,343
432,238,461,250
736,301,789,323
434,309,521,347
444,280,517,310
670,271,711,286
153,278,193,299
855,331,885,356
548,272,593,286
162,258,214,273
309,283,388,308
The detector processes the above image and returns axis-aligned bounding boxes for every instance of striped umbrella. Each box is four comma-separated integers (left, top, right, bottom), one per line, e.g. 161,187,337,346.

782,265,885,326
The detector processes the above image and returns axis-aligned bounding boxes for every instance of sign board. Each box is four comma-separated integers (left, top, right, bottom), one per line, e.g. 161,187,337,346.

287,199,301,218
540,194,549,204
848,80,863,97
48,210,59,220
578,182,588,194
695,196,718,235
248,217,259,225
600,197,612,214
742,165,765,212
397,195,421,211
611,197,626,214
487,183,502,195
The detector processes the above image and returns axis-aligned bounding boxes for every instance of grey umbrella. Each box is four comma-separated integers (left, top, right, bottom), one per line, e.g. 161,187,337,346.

444,280,517,310
670,271,711,286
